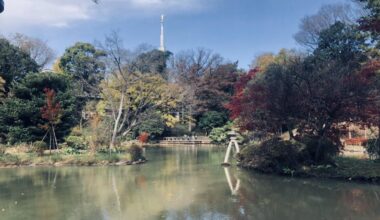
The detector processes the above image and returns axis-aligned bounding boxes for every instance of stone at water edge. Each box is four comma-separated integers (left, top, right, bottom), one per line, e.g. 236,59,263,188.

221,162,231,166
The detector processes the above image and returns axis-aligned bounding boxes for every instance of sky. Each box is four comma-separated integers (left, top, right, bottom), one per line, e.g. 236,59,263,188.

0,0,354,70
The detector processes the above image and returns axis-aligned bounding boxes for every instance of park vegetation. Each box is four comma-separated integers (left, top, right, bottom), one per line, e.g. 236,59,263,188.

232,1,380,181
0,1,379,180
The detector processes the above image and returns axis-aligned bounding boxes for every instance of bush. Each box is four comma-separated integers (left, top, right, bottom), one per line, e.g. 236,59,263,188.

63,147,81,155
198,111,228,133
298,136,340,164
65,136,87,150
239,138,305,173
33,141,47,156
209,122,244,144
128,145,145,162
365,139,380,159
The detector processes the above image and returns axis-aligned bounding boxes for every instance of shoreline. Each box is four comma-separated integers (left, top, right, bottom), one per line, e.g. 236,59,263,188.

238,157,380,184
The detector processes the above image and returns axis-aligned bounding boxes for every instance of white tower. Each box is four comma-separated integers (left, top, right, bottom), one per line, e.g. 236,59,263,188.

159,14,165,52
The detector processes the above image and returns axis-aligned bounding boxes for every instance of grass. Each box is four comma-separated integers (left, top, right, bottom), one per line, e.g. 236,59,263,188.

303,157,380,183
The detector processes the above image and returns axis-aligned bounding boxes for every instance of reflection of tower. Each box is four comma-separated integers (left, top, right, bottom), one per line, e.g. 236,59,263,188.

159,14,165,52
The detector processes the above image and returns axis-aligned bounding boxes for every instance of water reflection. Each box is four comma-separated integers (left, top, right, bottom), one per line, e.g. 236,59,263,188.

224,167,240,196
0,147,379,220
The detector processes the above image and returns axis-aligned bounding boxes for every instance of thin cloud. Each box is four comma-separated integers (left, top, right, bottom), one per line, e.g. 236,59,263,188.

0,0,211,30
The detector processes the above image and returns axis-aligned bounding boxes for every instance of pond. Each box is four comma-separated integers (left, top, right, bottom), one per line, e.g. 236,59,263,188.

0,146,380,220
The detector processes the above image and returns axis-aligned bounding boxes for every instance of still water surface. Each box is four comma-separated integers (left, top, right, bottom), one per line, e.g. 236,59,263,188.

0,146,380,220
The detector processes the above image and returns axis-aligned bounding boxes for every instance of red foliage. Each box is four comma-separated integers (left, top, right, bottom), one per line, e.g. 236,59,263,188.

138,132,149,144
225,68,260,120
41,88,61,125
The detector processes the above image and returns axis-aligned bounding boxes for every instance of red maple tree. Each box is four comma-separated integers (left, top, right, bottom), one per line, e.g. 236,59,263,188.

41,88,62,151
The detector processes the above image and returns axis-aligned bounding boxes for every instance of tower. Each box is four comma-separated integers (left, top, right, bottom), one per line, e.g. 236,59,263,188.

159,14,165,52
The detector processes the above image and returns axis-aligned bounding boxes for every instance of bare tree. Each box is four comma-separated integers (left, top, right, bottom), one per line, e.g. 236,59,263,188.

169,48,224,131
294,3,358,49
10,33,55,68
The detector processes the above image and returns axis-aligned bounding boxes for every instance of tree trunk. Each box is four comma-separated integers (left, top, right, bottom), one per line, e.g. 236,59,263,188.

110,92,125,151
188,105,192,132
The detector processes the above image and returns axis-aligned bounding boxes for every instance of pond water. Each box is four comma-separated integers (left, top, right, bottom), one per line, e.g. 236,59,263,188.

0,146,380,220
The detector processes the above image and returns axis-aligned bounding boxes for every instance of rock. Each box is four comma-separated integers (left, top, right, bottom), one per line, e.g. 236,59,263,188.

116,161,127,166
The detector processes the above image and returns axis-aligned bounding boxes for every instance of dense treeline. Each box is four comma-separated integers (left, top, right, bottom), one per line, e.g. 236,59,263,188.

0,33,241,151
235,1,380,171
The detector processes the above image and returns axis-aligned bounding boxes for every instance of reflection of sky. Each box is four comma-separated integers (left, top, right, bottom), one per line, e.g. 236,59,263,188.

0,147,379,220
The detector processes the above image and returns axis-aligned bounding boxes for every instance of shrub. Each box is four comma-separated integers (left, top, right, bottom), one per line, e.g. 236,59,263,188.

0,154,21,165
63,147,81,155
128,145,145,162
198,111,228,133
138,132,149,144
239,138,304,173
65,136,87,150
209,122,244,144
166,124,191,137
33,141,47,156
365,139,380,159
298,136,340,164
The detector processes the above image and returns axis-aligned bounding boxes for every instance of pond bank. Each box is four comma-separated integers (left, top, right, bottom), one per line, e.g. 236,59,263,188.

238,157,380,184
0,153,147,169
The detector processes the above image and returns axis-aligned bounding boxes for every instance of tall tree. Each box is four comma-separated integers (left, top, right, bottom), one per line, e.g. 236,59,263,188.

294,3,358,49
130,49,172,79
10,33,55,69
0,72,78,144
59,42,106,96
0,38,39,92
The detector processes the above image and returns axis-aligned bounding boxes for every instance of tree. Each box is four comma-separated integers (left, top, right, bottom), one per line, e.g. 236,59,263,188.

198,111,228,133
169,48,224,131
0,76,5,101
357,0,380,139
100,73,178,145
0,38,39,92
194,62,240,117
10,33,55,68
294,3,357,49
228,23,370,162
0,72,78,144
130,49,172,79
59,42,106,96
41,88,62,152
133,110,166,139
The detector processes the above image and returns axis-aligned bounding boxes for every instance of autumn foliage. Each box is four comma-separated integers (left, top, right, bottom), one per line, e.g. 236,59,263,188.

41,88,61,124
138,132,149,144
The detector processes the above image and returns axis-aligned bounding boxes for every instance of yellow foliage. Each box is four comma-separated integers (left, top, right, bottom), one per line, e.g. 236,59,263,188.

163,114,179,128
52,58,64,74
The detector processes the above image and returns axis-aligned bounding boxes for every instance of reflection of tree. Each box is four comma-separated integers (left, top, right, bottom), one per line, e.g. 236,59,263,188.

0,148,380,220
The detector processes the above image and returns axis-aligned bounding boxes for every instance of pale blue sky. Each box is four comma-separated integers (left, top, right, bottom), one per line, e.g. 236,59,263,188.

0,0,354,69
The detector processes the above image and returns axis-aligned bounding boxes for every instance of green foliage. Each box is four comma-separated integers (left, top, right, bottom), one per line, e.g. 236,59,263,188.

298,136,340,164
128,145,144,162
198,111,228,133
59,42,106,95
131,49,172,79
65,136,87,150
0,38,39,92
63,147,81,155
365,139,380,159
0,154,20,165
208,122,242,144
133,111,165,139
165,123,191,137
0,72,78,144
239,138,305,173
